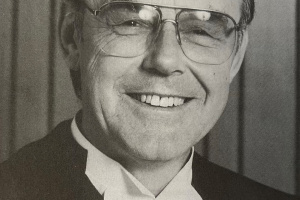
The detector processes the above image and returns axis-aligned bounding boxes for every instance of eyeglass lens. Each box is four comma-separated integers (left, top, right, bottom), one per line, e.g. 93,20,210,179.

88,3,237,64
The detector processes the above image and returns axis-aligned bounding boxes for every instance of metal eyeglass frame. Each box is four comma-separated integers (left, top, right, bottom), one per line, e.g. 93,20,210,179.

79,1,242,64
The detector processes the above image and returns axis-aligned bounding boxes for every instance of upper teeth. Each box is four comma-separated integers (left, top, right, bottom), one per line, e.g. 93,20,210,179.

138,94,185,107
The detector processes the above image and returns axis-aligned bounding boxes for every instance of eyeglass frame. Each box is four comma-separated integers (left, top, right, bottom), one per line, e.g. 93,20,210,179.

77,1,243,64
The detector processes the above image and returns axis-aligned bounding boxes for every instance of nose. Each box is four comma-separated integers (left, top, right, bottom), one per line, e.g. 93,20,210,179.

142,22,186,77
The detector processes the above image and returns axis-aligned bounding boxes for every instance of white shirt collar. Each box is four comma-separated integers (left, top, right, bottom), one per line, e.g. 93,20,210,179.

71,117,202,200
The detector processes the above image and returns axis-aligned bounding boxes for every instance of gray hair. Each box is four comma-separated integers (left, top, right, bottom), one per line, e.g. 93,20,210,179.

240,0,255,28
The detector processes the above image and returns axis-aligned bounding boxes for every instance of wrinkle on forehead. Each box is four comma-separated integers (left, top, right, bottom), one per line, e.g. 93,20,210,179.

86,0,241,21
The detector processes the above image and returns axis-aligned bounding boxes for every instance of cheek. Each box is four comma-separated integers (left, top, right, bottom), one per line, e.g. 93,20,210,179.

190,63,231,99
207,67,231,109
211,70,231,98
80,44,143,121
81,59,121,112
191,65,231,132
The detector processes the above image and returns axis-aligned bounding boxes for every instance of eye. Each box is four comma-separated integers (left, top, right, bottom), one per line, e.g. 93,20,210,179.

192,29,211,37
120,20,147,27
123,20,139,26
179,23,214,39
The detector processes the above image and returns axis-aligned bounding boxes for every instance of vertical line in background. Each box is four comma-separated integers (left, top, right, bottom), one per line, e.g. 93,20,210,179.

238,63,245,174
8,0,20,155
296,0,300,195
47,0,57,131
203,135,209,159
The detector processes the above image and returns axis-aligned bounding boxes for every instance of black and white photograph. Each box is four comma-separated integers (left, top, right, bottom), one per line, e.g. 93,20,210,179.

0,0,299,199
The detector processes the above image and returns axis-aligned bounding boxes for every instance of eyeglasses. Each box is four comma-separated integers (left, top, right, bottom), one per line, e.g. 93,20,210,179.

81,2,240,65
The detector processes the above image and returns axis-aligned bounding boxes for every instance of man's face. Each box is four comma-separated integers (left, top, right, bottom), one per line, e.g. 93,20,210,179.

76,0,244,161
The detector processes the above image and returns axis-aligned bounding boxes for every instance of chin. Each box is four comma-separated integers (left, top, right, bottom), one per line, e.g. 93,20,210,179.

112,129,199,163
127,146,187,162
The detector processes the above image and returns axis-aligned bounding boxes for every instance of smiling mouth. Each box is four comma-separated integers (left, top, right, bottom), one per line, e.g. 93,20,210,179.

128,94,192,108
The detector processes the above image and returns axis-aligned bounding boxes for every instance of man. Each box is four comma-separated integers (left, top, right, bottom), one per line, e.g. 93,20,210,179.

0,0,298,199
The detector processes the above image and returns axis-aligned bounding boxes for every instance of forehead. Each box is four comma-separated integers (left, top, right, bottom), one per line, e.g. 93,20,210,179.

86,0,242,21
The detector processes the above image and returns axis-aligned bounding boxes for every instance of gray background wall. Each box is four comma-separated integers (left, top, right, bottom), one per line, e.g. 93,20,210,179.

0,0,299,196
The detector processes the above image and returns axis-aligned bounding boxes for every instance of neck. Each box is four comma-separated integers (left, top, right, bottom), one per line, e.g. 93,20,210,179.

121,150,191,196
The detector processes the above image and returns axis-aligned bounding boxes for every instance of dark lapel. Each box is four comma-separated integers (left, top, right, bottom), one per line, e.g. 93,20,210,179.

192,153,214,200
41,119,103,200
191,152,231,200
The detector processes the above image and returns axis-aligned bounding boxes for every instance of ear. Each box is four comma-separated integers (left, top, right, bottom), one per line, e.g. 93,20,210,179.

60,12,81,71
229,30,249,82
